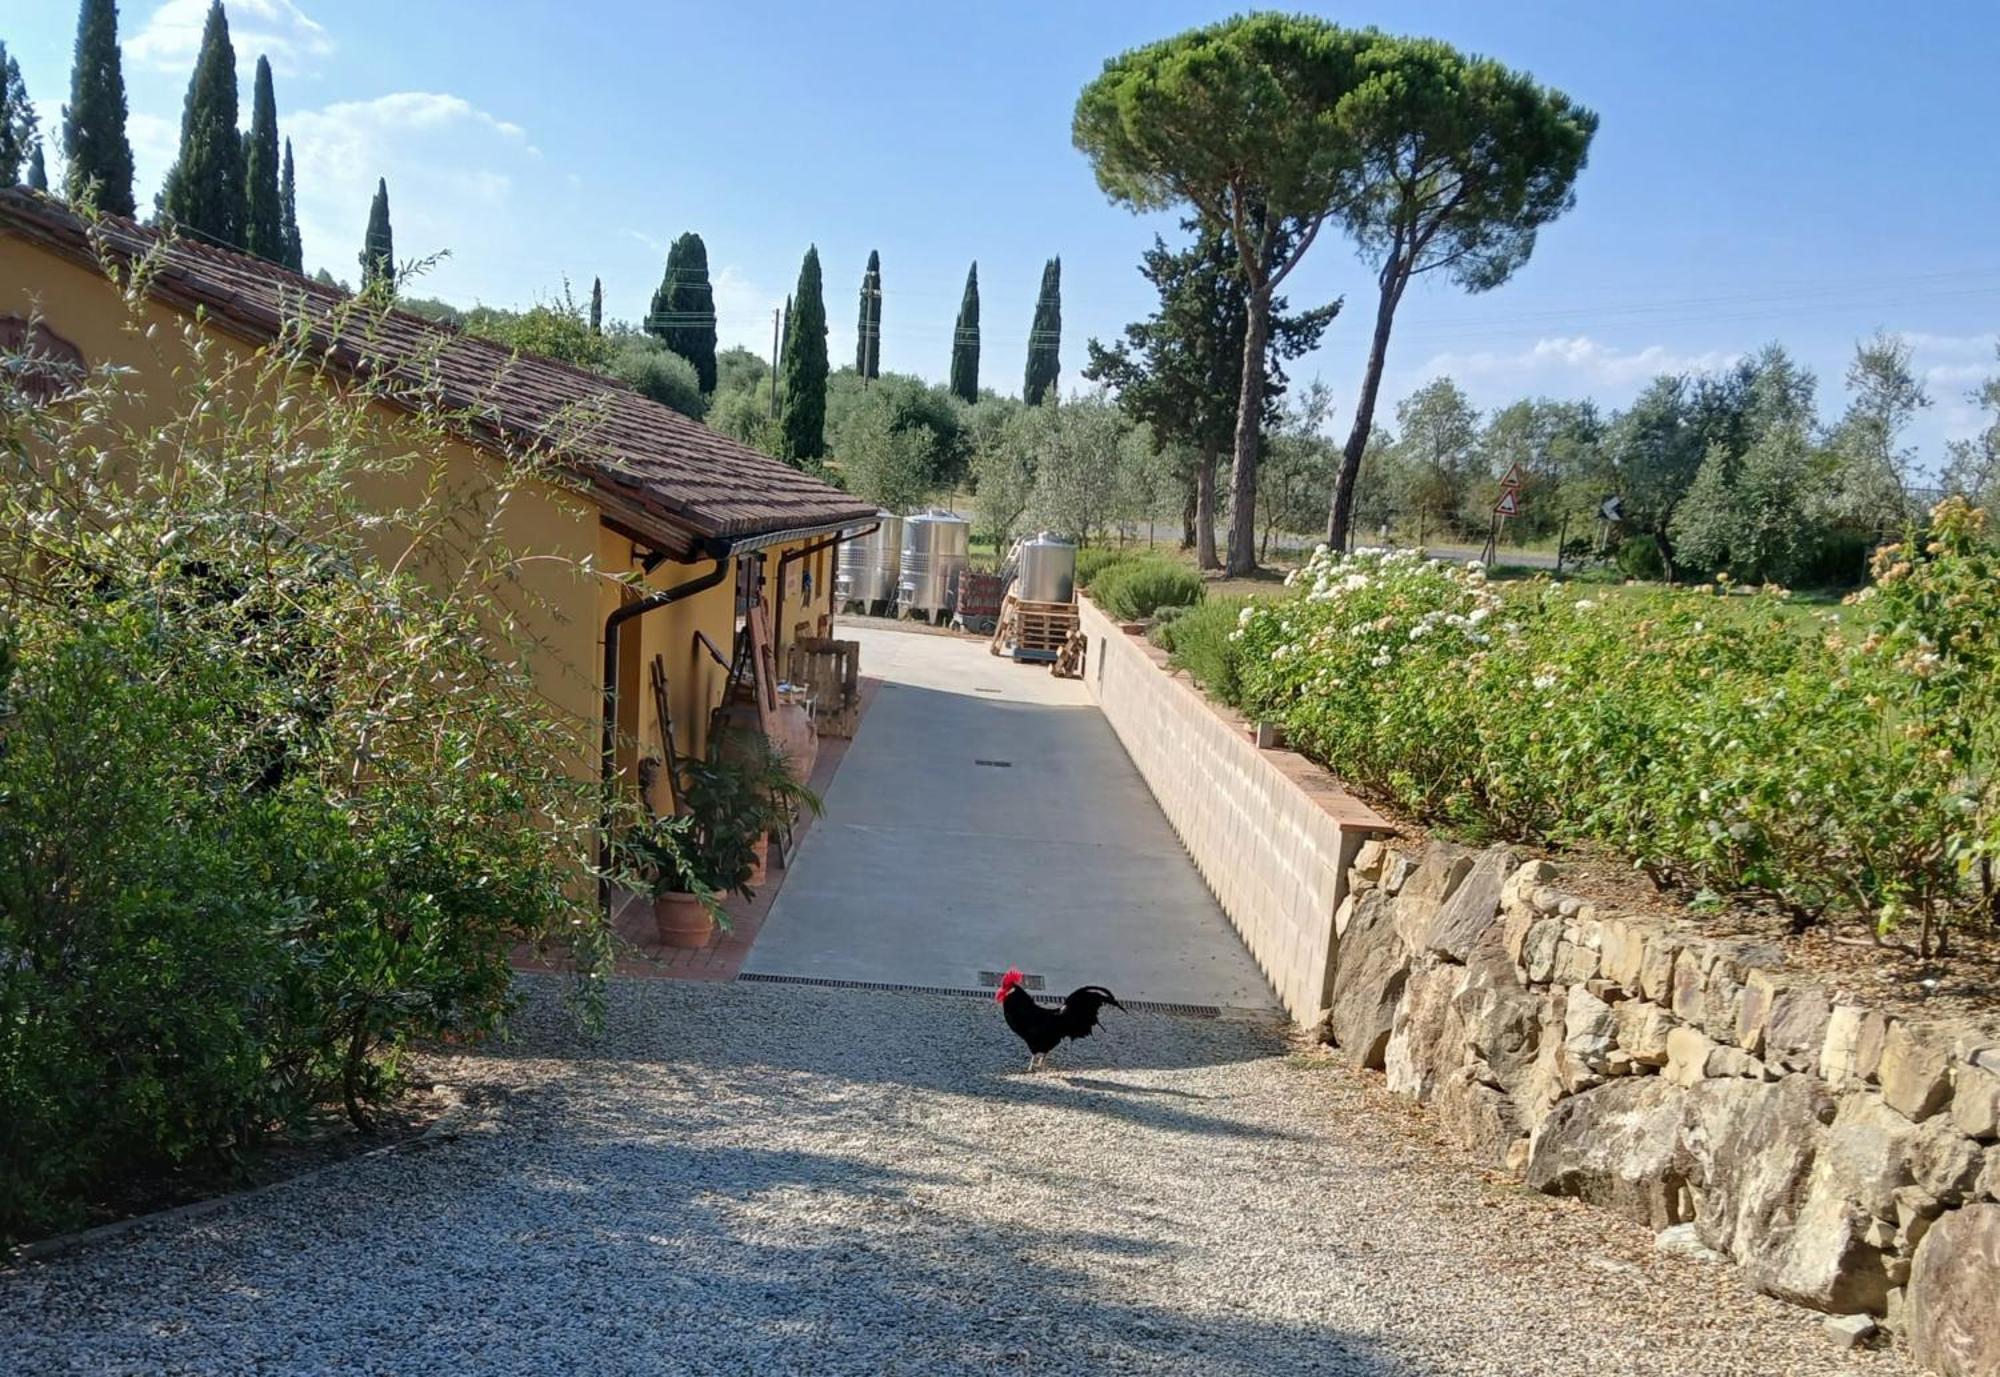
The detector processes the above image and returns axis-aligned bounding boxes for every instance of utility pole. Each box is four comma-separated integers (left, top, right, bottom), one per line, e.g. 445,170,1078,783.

768,307,782,420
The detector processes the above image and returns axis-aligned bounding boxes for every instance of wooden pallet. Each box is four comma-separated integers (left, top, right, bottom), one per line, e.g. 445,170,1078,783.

786,637,862,739
989,594,1076,663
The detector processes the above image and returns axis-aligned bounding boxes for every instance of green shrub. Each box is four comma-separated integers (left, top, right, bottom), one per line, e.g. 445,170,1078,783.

1074,546,1135,589
0,279,622,1242
1791,528,1873,590
1091,556,1205,621
609,339,708,420
1152,596,1251,705
1232,514,1999,956
1615,532,1666,581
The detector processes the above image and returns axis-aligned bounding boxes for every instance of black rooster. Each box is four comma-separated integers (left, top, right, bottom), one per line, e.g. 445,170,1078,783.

994,968,1124,1071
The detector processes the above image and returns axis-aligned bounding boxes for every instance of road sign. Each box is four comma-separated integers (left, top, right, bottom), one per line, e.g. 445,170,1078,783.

1600,496,1624,522
1494,488,1520,517
1499,462,1529,490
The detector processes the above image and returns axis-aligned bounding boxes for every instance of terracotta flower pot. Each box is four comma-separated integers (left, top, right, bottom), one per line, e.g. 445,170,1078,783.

653,891,715,948
747,833,770,887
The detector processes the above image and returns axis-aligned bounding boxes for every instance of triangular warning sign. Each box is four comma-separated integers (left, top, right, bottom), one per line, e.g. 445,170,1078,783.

1499,462,1528,490
1494,488,1520,517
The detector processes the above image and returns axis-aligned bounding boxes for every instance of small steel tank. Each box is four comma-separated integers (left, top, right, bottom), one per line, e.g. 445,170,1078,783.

837,511,903,609
1016,531,1077,604
898,509,971,620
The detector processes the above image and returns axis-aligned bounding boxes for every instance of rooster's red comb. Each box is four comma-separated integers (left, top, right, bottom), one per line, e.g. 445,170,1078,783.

993,967,1024,1002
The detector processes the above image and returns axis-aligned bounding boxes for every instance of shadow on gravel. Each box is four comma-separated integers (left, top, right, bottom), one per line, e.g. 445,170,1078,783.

413,1068,1418,1375
491,979,1295,1144
1057,1075,1215,1101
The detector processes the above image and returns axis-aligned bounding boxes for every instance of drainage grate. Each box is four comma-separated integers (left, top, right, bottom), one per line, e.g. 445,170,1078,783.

974,759,1013,768
973,686,1003,695
978,969,1046,991
735,971,1220,1018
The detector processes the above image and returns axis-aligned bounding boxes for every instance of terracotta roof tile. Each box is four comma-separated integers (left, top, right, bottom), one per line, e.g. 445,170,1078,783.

0,190,875,549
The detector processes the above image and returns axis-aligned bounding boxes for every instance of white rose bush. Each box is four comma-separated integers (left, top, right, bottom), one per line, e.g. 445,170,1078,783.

1224,512,1999,958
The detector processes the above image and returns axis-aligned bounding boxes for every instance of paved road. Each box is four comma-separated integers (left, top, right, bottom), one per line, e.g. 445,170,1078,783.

0,978,1913,1376
746,623,1274,1011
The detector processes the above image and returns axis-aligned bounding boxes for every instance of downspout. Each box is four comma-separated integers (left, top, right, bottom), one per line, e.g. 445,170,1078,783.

773,523,878,649
600,552,731,911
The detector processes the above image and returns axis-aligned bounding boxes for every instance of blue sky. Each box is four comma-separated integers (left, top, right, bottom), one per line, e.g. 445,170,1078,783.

9,1,2000,463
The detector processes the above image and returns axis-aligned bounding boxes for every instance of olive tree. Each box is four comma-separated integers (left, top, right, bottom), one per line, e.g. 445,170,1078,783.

1023,395,1132,544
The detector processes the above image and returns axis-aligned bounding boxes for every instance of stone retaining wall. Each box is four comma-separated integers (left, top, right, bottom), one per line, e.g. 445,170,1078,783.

1079,605,1997,1373
1076,596,1391,1019
1332,839,1998,1374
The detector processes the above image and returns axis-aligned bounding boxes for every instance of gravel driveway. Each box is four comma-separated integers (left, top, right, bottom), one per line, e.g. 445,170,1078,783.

0,976,1917,1376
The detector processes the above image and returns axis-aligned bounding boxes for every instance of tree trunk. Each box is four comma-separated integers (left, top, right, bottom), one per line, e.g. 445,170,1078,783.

1195,445,1221,571
1327,267,1406,550
1181,485,1197,550
1227,287,1272,577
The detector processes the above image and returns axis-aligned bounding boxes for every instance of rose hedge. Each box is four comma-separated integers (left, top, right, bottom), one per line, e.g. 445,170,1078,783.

1231,502,1998,953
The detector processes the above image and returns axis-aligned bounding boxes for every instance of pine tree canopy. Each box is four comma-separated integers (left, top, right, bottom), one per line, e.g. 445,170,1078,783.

359,177,394,290
158,1,244,247
63,0,137,215
1024,255,1062,405
948,261,980,404
243,56,284,263
780,246,829,464
589,277,603,334
646,232,718,393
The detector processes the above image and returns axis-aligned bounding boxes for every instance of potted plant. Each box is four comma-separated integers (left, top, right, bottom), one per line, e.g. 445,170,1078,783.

735,738,824,885
624,813,721,949
630,745,825,948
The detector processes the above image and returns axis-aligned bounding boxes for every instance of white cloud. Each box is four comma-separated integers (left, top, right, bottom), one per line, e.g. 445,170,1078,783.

130,0,334,77
1903,333,1996,407
1900,331,1999,359
282,92,538,286
1412,335,1745,391
125,111,181,199
1924,362,1993,390
711,265,782,354
621,227,670,257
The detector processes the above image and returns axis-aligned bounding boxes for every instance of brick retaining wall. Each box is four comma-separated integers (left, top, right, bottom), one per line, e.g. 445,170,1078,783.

1076,596,1391,1019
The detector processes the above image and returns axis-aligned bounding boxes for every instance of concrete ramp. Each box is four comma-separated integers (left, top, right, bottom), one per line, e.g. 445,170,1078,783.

743,624,1274,1011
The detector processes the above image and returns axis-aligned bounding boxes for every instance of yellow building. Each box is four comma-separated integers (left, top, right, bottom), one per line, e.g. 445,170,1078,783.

0,188,876,822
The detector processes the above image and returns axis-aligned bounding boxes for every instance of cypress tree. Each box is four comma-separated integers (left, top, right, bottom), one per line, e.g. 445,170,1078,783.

158,1,244,247
771,293,790,418
780,246,828,464
278,137,302,271
1024,255,1061,405
27,144,48,191
645,232,718,392
358,177,393,291
0,46,38,187
242,56,283,262
63,0,136,215
589,276,603,334
949,261,980,404
854,248,881,379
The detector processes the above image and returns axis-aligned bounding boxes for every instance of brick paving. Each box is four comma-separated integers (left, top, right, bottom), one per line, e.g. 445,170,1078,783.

513,676,877,983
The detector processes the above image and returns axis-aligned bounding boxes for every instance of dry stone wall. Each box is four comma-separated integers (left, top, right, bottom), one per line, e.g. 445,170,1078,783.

1326,840,2000,1375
